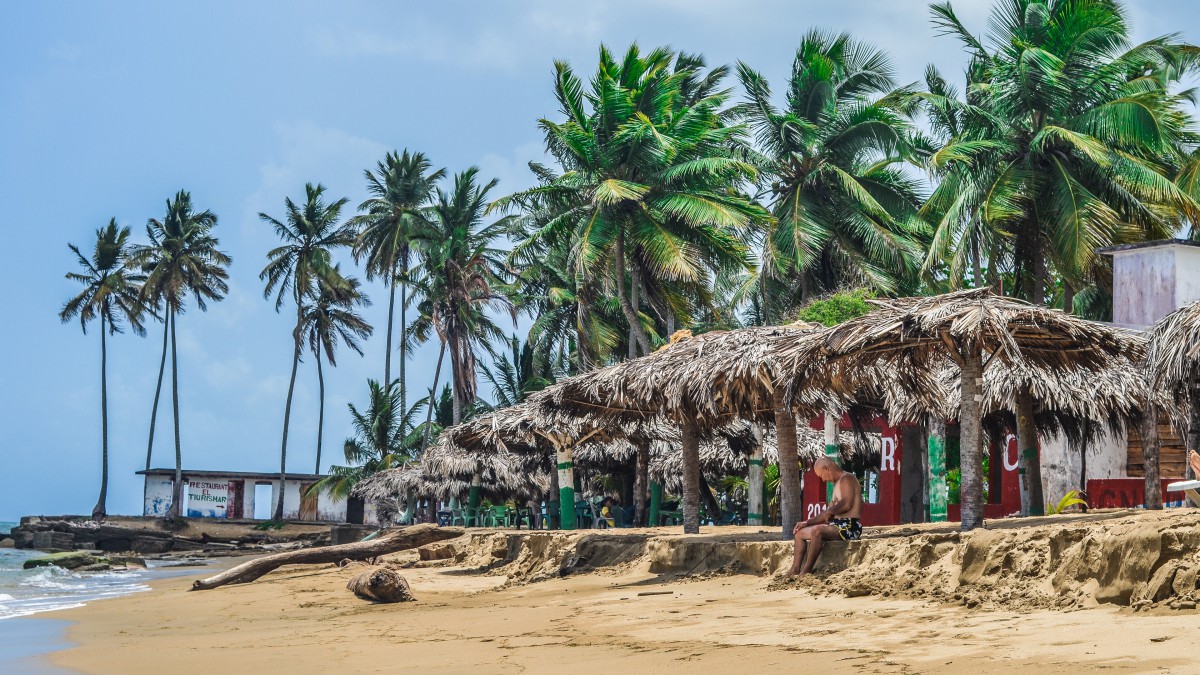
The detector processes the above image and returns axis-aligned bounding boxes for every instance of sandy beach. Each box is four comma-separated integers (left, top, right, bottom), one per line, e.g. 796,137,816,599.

43,517,1200,674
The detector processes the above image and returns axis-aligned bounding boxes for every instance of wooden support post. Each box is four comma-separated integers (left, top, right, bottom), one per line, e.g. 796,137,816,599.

467,470,482,517
959,349,986,531
1015,387,1044,516
634,442,649,526
681,416,702,534
927,418,948,523
1143,402,1163,510
773,387,802,539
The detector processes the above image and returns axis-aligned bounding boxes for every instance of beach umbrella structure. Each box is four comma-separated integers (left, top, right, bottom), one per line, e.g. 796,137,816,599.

354,441,549,525
527,323,848,535
1146,300,1200,483
781,288,1140,531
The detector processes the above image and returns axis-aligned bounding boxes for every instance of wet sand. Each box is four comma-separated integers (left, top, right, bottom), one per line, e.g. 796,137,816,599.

47,542,1200,674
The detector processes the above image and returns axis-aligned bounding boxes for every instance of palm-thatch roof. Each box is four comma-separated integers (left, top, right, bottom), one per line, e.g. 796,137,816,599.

1146,300,1200,405
780,288,1141,376
528,323,832,430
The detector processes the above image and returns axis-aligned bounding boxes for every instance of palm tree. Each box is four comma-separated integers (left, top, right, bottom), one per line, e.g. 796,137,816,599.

350,150,445,419
60,220,146,519
496,45,767,359
133,191,230,518
260,183,353,519
410,168,517,425
300,268,373,473
923,0,1199,515
480,335,556,408
308,379,421,501
736,30,928,310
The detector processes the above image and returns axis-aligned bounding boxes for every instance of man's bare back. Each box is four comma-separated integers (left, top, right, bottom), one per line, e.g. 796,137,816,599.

784,458,863,579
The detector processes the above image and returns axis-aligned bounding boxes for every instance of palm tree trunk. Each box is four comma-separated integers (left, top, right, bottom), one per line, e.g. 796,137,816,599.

169,306,183,519
92,314,108,520
275,304,303,521
1142,402,1162,510
613,230,651,355
315,349,325,475
773,385,802,538
421,342,447,451
384,259,398,387
972,232,984,289
398,261,407,428
1015,387,1044,516
145,313,169,470
959,347,986,531
758,274,771,326
680,416,701,534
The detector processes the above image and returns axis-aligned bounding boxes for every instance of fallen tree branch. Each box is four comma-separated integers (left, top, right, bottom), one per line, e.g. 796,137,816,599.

190,524,462,591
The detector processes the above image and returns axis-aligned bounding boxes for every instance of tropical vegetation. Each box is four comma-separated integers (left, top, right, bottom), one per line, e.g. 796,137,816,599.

59,0,1200,527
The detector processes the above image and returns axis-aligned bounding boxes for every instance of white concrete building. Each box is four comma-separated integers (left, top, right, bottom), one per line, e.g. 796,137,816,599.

137,469,376,524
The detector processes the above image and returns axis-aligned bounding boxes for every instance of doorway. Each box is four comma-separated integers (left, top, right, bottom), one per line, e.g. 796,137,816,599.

899,426,927,523
299,483,318,521
253,483,273,520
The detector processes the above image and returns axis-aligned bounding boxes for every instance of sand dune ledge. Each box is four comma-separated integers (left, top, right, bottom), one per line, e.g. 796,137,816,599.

50,510,1200,674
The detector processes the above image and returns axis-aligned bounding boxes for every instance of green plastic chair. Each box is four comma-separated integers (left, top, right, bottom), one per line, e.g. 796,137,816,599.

489,505,510,527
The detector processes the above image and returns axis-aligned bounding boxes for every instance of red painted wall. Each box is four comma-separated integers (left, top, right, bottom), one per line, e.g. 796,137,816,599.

801,420,1023,526
1087,478,1185,509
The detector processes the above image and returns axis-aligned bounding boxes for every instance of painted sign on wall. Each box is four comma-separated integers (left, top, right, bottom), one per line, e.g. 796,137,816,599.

186,480,230,518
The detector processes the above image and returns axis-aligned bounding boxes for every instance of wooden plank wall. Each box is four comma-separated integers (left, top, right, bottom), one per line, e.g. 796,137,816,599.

1126,418,1187,478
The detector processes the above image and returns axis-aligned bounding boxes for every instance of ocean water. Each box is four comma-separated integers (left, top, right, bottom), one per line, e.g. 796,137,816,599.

0,522,205,621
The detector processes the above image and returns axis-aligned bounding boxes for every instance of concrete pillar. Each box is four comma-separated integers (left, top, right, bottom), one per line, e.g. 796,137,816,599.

649,481,662,527
556,444,577,530
824,412,840,501
927,418,948,522
747,434,765,526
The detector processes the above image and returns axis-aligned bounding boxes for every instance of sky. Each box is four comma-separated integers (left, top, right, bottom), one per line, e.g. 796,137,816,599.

2,0,1196,520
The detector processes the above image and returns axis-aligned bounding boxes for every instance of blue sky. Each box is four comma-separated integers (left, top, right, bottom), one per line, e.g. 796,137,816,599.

2,0,1195,520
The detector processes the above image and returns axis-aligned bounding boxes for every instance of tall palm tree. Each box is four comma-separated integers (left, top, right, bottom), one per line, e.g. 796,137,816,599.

133,191,230,518
350,150,445,420
736,30,928,310
60,220,146,519
300,268,373,473
923,0,1200,515
308,379,421,501
480,335,556,409
260,182,353,519
496,45,767,359
410,168,517,425
924,0,1197,300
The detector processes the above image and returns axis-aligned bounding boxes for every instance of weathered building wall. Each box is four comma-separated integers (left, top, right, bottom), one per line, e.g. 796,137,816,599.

143,478,175,517
1109,242,1200,328
141,474,349,522
1040,429,1127,506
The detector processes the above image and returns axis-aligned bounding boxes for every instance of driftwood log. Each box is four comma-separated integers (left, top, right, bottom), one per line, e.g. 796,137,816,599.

347,567,414,602
190,524,462,591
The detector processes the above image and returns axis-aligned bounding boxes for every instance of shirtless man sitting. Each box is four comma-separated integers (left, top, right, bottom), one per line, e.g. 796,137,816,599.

784,457,863,579
1191,450,1200,478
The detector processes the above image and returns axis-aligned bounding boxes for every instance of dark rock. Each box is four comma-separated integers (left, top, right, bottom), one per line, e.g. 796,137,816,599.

23,551,101,570
32,531,75,551
131,538,173,554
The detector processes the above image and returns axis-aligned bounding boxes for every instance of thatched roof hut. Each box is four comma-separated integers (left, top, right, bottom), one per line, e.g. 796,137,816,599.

784,288,1141,531
1146,300,1200,408
1145,301,1200,479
